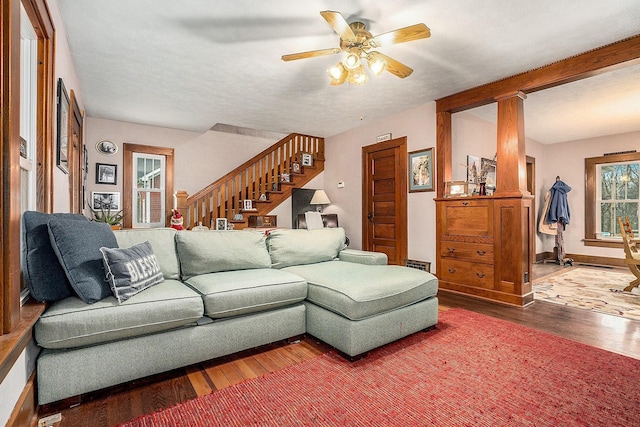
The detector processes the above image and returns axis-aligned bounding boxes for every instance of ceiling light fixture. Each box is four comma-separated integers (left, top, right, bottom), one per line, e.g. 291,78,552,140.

283,11,430,87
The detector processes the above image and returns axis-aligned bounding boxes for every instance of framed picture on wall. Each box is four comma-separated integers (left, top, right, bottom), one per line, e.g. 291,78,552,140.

96,163,117,185
56,79,70,174
92,191,120,210
215,218,228,231
408,148,434,192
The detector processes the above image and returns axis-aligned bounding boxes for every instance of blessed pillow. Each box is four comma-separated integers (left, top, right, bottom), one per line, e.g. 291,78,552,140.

21,211,89,302
48,219,118,304
100,241,164,303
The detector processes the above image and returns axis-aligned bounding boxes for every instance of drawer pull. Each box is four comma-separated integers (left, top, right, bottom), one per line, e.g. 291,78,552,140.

477,250,486,256
448,268,457,273
447,247,456,253
476,272,486,278
462,201,469,206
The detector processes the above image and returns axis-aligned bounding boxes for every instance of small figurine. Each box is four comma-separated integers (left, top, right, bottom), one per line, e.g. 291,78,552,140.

170,209,185,230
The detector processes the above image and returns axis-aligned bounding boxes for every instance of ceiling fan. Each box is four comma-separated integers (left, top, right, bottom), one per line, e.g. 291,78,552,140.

282,10,430,86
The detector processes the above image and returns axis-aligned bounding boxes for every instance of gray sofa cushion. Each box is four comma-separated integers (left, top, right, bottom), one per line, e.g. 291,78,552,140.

267,228,346,268
101,241,164,303
34,279,204,349
114,228,181,280
48,219,118,304
21,211,88,302
185,269,307,318
176,230,271,279
283,261,438,321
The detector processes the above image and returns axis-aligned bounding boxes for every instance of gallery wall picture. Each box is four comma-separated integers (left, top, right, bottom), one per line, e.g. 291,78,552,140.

408,148,434,192
92,191,120,211
56,79,70,174
96,163,117,185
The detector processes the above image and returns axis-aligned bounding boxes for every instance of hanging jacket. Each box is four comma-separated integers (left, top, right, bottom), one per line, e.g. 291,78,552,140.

547,180,571,225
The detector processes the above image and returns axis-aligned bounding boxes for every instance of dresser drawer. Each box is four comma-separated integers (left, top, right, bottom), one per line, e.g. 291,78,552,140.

440,241,493,264
438,199,493,238
439,259,495,289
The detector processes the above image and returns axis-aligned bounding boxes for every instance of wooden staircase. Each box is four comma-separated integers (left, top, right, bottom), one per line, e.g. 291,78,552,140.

176,133,324,230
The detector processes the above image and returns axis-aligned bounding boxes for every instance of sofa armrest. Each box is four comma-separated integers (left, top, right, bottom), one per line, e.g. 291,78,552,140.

338,249,388,265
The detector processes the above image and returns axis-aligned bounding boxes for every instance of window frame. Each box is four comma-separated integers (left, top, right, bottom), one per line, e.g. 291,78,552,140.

585,151,640,248
123,143,174,229
1,0,55,335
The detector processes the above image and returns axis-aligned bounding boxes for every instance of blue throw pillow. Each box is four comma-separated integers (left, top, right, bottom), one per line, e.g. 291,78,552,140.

48,219,118,304
21,211,88,302
100,241,164,304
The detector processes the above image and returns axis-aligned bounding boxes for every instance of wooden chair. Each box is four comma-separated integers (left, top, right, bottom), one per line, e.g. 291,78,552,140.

617,216,640,292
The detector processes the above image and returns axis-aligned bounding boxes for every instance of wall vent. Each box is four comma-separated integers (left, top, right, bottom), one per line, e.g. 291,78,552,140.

404,259,431,272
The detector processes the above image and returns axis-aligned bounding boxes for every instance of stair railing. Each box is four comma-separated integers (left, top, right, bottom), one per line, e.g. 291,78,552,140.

182,133,324,229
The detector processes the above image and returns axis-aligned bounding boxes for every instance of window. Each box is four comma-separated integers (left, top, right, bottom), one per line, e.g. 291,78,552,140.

123,143,174,229
133,153,166,227
585,152,640,247
19,4,38,300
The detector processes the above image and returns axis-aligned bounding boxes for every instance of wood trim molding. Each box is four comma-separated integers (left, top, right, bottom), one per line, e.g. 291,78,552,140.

6,371,38,427
584,151,640,241
122,144,175,228
0,301,44,385
436,34,640,113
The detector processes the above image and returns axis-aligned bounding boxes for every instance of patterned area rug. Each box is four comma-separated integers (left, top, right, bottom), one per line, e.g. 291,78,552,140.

118,309,640,427
533,266,640,321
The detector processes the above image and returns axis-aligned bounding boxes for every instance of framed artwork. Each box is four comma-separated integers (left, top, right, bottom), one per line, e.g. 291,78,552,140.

243,199,253,210
408,148,434,192
301,153,313,166
291,161,301,174
56,79,70,174
281,173,291,183
467,155,481,183
96,140,118,155
444,181,469,197
96,163,117,185
215,218,228,231
92,191,120,210
481,157,497,190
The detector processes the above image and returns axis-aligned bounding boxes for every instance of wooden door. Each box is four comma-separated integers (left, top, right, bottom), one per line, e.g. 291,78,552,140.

362,137,408,265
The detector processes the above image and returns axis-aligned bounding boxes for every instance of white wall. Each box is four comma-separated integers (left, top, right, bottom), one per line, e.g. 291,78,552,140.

50,0,85,213
85,117,280,214
324,103,437,267
539,130,640,259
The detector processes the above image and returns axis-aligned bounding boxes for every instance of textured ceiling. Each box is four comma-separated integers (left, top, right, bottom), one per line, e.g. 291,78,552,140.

57,0,640,142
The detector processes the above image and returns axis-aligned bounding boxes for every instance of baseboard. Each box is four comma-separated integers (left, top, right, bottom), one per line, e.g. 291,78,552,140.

6,371,38,427
535,251,626,268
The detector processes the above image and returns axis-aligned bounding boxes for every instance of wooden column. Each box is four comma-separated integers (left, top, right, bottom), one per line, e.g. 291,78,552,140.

436,111,452,198
495,91,528,197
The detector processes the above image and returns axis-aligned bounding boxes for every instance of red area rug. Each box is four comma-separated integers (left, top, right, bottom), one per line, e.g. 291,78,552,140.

119,309,640,426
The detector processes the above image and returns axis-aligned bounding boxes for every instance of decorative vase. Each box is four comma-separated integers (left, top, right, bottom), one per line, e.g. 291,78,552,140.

479,182,487,196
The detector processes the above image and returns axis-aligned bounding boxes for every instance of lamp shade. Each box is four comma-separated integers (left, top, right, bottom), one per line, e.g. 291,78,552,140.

310,190,331,205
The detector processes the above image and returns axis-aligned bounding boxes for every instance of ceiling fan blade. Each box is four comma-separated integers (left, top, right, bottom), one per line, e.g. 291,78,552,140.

281,48,341,61
372,52,414,78
371,23,430,47
320,10,356,41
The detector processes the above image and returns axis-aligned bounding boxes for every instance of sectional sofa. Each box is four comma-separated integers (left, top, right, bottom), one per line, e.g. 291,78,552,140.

22,212,438,405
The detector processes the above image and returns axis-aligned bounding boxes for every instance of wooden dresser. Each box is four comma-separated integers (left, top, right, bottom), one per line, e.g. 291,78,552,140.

436,195,534,306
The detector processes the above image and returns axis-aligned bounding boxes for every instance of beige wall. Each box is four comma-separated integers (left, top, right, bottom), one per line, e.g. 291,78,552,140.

324,103,438,266
51,0,85,213
85,117,280,214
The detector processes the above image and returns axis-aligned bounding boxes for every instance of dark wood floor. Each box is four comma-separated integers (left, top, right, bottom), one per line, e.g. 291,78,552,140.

39,263,640,427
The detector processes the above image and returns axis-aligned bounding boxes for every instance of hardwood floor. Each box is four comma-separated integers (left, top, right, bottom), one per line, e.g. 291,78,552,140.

38,263,640,426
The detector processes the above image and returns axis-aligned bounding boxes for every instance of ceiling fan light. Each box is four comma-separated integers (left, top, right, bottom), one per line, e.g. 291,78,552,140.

368,55,386,76
342,53,361,70
327,63,347,84
348,64,368,85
